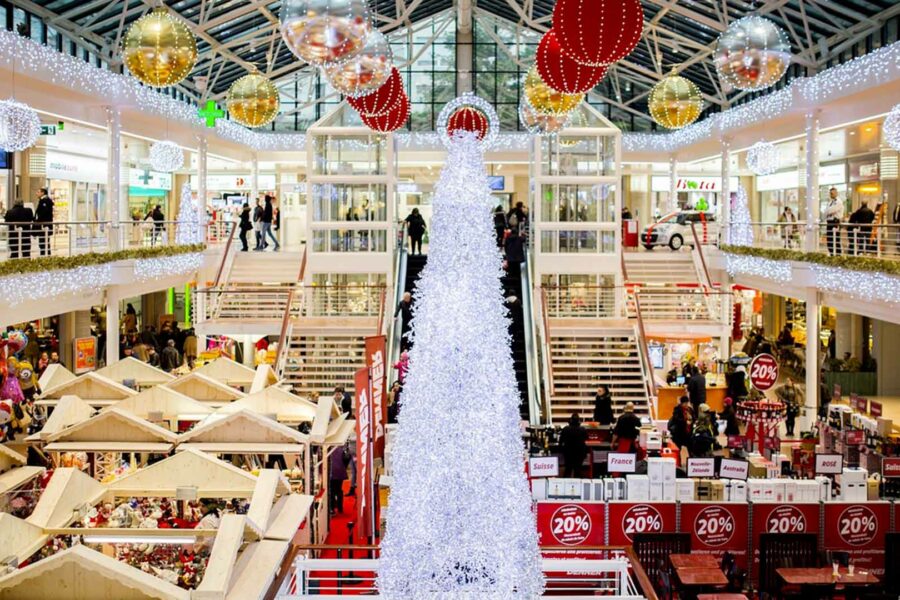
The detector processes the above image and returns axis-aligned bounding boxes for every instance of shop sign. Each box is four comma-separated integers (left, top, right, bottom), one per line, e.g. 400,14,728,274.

536,502,604,547
681,503,749,568
750,503,820,580
354,366,373,542
608,502,677,544
193,174,277,190
823,502,890,575
748,353,778,391
819,162,846,186
40,124,56,136
687,457,716,477
46,151,107,184
650,176,739,193
719,458,749,480
881,457,900,478
846,429,865,446
849,158,879,182
870,401,882,417
364,336,386,460
608,452,636,473
850,393,867,413
815,453,843,474
73,336,97,374
756,170,799,192
129,168,172,191
528,456,559,478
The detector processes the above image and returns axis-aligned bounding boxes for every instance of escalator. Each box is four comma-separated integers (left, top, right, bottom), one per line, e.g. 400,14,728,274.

502,260,530,419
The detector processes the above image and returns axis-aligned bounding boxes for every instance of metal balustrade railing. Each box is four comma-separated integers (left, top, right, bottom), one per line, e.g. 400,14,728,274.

721,221,900,262
540,285,730,323
542,285,618,319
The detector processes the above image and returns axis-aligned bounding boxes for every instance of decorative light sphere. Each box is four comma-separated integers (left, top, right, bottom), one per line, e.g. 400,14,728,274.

714,16,791,91
553,0,643,66
559,108,586,147
123,8,197,87
226,73,280,128
347,67,406,116
437,94,499,150
536,30,608,94
523,66,584,116
648,71,703,130
361,96,409,132
324,30,392,97
745,141,779,176
518,102,570,136
446,107,489,140
0,99,41,152
149,140,184,172
884,104,900,152
280,0,370,66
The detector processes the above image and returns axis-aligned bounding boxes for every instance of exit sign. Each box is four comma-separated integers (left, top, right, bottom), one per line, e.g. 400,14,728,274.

40,125,56,136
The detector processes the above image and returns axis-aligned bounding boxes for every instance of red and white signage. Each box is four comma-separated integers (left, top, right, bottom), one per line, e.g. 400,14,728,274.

750,503,820,579
749,353,779,391
354,366,373,542
823,502,890,575
815,453,843,475
608,453,637,473
608,503,677,545
528,456,559,478
364,336,387,459
681,503,749,568
536,502,604,547
870,401,883,417
882,457,900,478
846,429,865,446
719,458,749,481
693,505,737,547
687,457,716,478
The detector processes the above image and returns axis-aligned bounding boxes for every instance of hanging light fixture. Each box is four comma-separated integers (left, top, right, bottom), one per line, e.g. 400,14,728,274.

280,0,370,66
323,29,393,97
0,99,41,152
523,66,584,116
714,15,791,91
745,141,780,176
648,70,703,130
518,102,570,136
122,8,198,87
552,0,644,66
535,30,608,94
226,72,280,128
149,140,184,172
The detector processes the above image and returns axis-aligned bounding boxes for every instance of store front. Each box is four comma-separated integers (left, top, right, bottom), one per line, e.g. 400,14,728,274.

650,175,739,219
45,149,107,222
127,168,172,219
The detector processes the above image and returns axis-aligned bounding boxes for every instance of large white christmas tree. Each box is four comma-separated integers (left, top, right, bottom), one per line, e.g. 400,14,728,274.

377,131,543,599
175,182,203,245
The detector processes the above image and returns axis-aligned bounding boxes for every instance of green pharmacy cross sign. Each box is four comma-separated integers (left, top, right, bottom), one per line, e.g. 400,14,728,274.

198,101,224,128
138,169,152,185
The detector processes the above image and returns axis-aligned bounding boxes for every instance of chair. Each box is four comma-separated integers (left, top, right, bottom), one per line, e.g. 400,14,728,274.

632,532,691,598
758,533,820,600
862,533,900,600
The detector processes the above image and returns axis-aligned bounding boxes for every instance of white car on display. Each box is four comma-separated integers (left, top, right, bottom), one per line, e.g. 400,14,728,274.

642,210,719,250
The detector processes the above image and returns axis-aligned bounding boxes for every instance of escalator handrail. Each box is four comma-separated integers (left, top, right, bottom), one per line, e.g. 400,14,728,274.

386,245,409,380
519,252,543,425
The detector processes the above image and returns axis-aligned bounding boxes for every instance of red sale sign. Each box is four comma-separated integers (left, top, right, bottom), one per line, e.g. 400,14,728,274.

750,503,820,580
607,502,676,545
823,502,890,576
749,353,779,391
680,503,749,568
536,502,604,547
883,457,900,478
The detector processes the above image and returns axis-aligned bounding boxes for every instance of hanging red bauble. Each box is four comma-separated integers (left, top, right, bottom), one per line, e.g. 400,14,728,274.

536,30,608,94
552,0,644,66
446,107,489,140
361,94,409,132
347,67,405,117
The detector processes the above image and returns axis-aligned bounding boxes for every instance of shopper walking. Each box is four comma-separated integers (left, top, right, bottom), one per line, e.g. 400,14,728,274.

720,397,740,436
146,346,161,367
777,377,801,436
146,205,165,246
824,187,844,255
493,205,507,247
258,195,280,251
559,412,588,477
848,200,875,255
394,291,413,350
328,444,351,515
690,404,716,458
252,199,264,249
507,201,527,236
687,366,707,416
404,208,426,255
238,203,252,251
612,402,642,453
667,396,693,449
778,206,798,249
4,200,33,259
34,188,54,256
160,339,181,373
592,385,614,426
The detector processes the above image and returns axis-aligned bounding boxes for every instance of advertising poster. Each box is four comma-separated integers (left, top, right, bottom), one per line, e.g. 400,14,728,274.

680,502,750,568
364,335,387,459
607,502,677,545
750,503,820,579
535,502,605,548
73,336,97,374
354,366,373,542
823,502,891,575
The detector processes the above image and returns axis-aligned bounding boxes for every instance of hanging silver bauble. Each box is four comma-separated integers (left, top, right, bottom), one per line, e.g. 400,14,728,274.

714,16,791,91
518,102,571,136
0,99,41,152
745,140,779,176
280,0,370,66
149,140,184,172
323,29,393,97
885,104,900,152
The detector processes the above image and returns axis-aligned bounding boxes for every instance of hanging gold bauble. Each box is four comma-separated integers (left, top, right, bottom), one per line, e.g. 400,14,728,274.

280,0,370,66
523,66,584,116
226,73,280,128
123,8,197,87
648,71,703,130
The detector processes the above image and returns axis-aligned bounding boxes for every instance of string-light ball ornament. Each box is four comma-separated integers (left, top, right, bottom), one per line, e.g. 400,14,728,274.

518,102,570,136
149,140,184,172
437,93,499,151
446,107,489,140
324,29,393,97
536,30,608,94
0,99,41,152
648,71,703,130
553,0,643,66
884,103,900,152
559,107,586,148
524,66,584,116
714,16,791,91
226,73,280,128
347,67,406,116
122,8,197,87
361,95,409,132
280,0,370,66
745,141,779,176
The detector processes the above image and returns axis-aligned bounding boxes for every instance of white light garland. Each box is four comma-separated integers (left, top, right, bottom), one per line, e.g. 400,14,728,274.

745,141,779,176
436,93,500,151
378,132,543,598
885,103,900,152
395,131,532,151
175,183,203,245
0,98,41,152
810,264,900,305
724,253,792,283
0,264,112,306
134,252,204,282
149,140,184,172
728,185,753,246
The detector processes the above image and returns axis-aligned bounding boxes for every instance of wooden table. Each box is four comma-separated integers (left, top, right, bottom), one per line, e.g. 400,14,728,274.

777,567,879,599
697,594,748,600
671,554,720,570
675,567,729,588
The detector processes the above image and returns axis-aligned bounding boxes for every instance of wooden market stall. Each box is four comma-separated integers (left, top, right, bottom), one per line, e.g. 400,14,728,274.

195,356,264,391
105,385,214,432
0,445,45,517
162,372,245,407
37,372,138,408
36,363,76,395
95,356,176,390
214,384,323,425
25,395,95,442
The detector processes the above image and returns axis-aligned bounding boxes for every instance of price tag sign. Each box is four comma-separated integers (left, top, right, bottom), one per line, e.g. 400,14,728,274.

870,401,882,418
608,453,637,473
846,430,865,446
727,435,745,449
529,456,559,478
687,457,716,478
749,353,779,391
719,458,749,481
815,453,843,475
882,457,900,478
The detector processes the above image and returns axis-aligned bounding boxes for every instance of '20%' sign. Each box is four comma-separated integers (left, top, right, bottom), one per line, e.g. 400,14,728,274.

749,353,779,391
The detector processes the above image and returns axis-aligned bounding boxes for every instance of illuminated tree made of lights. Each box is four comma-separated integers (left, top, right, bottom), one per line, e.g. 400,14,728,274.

175,182,202,245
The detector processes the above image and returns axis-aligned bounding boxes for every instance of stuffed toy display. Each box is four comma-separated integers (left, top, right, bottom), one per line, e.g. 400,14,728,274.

16,360,39,401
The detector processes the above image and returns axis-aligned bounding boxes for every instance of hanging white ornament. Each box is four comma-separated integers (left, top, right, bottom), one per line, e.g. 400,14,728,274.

885,103,900,152
745,140,779,176
149,140,184,172
0,99,41,152
436,93,499,151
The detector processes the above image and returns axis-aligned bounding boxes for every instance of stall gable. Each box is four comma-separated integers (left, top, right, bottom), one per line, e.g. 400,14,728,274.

195,357,257,388
0,513,46,564
216,386,318,423
26,467,105,529
0,444,26,473
46,408,178,444
264,494,314,541
36,363,76,394
26,395,96,441
96,356,176,388
225,540,290,600
164,372,246,403
110,386,214,421
40,372,139,401
180,410,307,445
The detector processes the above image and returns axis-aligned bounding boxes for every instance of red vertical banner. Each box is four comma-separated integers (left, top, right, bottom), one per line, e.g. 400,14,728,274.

680,502,750,569
750,503,820,580
354,366,373,542
365,335,387,459
823,502,891,576
607,502,677,545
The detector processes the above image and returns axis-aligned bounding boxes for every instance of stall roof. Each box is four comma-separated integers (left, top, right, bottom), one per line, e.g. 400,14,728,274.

195,357,258,386
96,356,176,387
0,444,26,472
0,545,191,600
163,372,246,405
36,363,76,394
225,540,290,600
108,385,214,421
215,385,321,423
0,513,47,566
249,364,280,393
180,410,308,446
325,415,355,446
105,448,260,498
38,372,139,406
45,408,178,445
194,514,247,598
25,395,96,441
0,466,44,496
27,467,105,529
264,494,314,541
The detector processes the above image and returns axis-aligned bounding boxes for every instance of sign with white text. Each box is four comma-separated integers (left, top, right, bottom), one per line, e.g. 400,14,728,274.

354,367,373,542
364,335,386,459
749,353,779,391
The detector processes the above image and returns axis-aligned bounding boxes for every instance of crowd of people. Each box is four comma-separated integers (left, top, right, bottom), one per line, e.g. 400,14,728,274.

823,186,887,256
238,195,281,252
119,308,198,373
3,188,55,259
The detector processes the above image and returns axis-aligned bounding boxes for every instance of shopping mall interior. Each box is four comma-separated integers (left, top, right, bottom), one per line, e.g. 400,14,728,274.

0,0,900,598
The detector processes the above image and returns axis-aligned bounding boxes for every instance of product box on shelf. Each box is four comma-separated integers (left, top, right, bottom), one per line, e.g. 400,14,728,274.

639,429,662,451
532,478,548,500
675,478,696,502
647,457,676,483
710,480,726,501
815,476,833,501
867,474,881,500
726,479,747,502
796,480,820,503
626,474,649,501
876,417,893,437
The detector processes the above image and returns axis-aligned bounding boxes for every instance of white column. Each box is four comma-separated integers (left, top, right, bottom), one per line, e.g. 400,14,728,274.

198,136,208,243
668,156,678,211
720,140,731,245
242,337,256,367
803,287,819,431
456,0,473,93
804,111,820,252
250,153,259,202
106,107,123,250
106,286,121,366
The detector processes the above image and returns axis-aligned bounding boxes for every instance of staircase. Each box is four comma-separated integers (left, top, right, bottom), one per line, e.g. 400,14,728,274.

503,262,529,419
229,251,305,284
548,327,651,424
624,252,699,286
282,333,368,397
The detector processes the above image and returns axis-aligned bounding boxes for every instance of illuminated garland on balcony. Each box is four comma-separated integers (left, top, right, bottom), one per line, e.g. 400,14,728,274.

810,264,900,305
1,264,112,306
723,253,793,283
134,252,204,282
